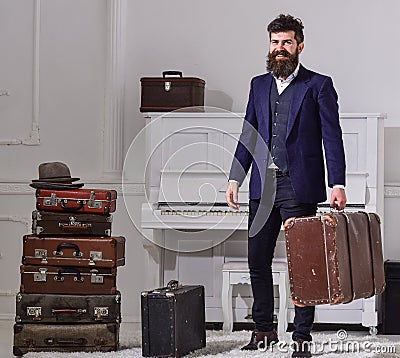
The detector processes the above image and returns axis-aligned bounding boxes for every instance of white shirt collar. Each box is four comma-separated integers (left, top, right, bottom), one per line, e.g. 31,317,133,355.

273,63,301,83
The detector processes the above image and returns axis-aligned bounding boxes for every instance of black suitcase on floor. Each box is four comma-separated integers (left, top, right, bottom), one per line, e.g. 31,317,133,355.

141,281,206,357
15,291,121,323
381,260,400,334
13,323,119,356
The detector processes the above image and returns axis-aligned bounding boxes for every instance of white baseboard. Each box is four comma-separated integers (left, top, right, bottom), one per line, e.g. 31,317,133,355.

0,314,15,321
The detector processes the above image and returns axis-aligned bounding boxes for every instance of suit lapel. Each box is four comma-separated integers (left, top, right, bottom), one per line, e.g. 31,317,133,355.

260,74,272,129
286,66,310,139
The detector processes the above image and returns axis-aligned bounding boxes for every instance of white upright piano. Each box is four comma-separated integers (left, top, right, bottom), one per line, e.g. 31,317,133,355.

139,109,385,333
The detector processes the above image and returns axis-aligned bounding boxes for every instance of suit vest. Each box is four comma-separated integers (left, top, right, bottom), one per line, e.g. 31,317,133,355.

269,80,295,173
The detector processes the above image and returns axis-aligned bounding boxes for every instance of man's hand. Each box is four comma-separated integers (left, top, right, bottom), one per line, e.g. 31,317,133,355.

226,182,240,210
330,188,347,210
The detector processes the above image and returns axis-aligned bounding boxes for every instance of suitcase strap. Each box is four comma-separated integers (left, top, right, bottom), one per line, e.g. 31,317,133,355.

44,337,87,346
51,309,87,315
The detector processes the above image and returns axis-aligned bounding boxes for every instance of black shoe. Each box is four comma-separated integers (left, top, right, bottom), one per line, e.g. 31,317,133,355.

291,339,312,357
241,328,278,351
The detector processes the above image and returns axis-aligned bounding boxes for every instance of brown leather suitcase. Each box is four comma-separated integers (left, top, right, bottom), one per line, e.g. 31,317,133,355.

15,291,121,323
13,323,119,355
140,71,205,112
20,265,117,295
32,210,113,236
35,188,117,215
141,281,206,357
22,234,125,268
284,211,385,306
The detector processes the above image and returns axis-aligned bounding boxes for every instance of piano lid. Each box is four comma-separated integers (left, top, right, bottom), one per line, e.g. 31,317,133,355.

158,170,249,205
158,170,368,206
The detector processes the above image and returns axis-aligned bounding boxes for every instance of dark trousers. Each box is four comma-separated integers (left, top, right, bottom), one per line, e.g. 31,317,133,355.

248,174,317,341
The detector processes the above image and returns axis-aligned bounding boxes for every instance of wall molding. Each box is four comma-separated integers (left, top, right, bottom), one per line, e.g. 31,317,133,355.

0,0,40,146
0,216,30,232
0,182,398,198
384,184,400,198
103,0,126,178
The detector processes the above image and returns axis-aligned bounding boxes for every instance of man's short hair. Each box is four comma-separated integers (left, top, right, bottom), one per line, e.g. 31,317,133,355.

267,14,304,44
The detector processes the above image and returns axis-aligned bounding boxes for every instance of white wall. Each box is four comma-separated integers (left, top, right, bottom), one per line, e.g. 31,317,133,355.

126,0,400,121
1,0,400,322
125,0,400,259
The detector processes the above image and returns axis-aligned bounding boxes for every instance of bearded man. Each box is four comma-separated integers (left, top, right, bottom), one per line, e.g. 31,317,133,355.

226,14,347,358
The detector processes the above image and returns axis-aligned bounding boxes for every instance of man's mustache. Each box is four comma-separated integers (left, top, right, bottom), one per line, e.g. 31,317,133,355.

271,50,290,58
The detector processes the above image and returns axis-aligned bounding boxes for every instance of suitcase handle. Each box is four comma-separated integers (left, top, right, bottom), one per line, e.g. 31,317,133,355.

52,308,86,315
55,243,82,257
44,337,87,346
55,268,83,282
60,199,84,212
162,71,183,78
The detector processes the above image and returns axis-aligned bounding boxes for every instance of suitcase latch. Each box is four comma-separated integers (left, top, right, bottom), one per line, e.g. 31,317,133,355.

35,226,44,234
94,307,109,320
35,249,48,264
90,269,104,284
43,193,57,207
88,191,102,209
34,268,47,282
89,251,103,265
27,306,42,320
165,81,171,91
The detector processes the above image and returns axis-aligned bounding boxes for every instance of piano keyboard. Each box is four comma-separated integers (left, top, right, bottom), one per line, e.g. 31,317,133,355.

160,210,249,216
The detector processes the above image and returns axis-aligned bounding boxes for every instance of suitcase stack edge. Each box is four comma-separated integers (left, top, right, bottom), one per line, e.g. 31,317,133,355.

13,187,125,356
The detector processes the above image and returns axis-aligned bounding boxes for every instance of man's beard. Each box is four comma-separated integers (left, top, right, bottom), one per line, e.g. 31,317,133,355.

266,49,299,79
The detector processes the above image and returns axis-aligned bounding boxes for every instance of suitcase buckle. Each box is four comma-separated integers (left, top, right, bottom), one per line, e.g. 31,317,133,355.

89,251,103,265
90,269,104,284
35,249,48,264
43,193,57,207
94,307,109,320
88,191,102,209
34,268,47,282
27,307,42,320
165,81,171,91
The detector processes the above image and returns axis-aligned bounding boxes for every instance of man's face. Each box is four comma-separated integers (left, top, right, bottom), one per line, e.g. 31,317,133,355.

269,31,303,58
267,30,304,79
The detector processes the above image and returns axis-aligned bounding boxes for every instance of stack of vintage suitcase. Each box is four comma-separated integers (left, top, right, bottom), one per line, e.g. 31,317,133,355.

13,163,125,355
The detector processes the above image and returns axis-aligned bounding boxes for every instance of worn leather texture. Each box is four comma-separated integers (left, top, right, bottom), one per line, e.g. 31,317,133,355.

13,323,119,355
141,285,206,357
22,234,125,268
284,211,385,306
140,77,205,112
15,291,121,323
20,265,117,295
35,188,117,215
32,210,113,236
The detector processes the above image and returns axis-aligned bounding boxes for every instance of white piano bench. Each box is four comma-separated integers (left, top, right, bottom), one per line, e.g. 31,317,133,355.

221,259,289,336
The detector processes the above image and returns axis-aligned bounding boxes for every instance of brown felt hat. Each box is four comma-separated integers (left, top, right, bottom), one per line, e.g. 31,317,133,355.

31,162,80,183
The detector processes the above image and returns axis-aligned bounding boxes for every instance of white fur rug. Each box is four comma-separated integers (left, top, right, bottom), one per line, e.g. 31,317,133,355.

23,328,400,358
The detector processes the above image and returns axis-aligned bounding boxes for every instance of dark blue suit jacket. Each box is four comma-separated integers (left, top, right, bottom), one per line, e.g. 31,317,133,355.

229,65,346,203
